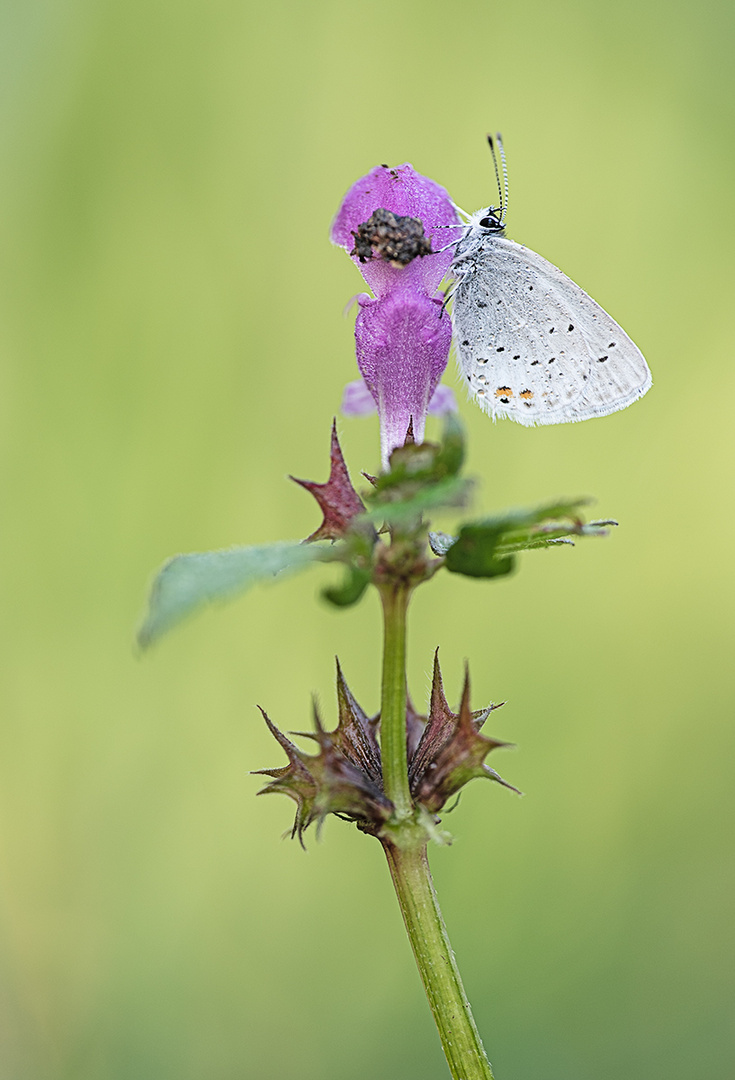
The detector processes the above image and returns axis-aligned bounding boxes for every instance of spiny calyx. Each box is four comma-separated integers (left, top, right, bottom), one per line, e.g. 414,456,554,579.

254,652,517,844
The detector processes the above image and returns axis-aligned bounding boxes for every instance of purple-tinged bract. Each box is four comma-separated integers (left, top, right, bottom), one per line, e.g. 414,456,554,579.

290,420,366,542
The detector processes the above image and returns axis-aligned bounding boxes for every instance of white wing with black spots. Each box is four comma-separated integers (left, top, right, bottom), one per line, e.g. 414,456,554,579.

451,233,651,426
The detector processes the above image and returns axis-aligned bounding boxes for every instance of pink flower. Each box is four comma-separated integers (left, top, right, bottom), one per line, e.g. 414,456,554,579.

331,164,461,467
341,378,457,419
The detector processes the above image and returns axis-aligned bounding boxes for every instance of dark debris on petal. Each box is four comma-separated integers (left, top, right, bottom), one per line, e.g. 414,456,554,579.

350,207,434,267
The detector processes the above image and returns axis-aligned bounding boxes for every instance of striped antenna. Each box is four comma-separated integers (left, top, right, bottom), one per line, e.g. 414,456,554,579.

487,133,509,225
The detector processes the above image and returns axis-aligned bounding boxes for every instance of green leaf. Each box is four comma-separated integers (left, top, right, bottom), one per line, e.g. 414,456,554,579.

444,498,615,580
362,474,471,527
445,538,516,579
432,411,465,477
139,542,333,648
322,565,372,608
472,497,591,535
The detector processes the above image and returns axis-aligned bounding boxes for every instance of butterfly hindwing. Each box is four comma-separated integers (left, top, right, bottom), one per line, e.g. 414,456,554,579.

451,235,651,425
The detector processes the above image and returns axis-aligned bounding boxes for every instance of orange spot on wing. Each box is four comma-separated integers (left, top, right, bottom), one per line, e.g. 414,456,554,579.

519,389,534,399
495,386,513,397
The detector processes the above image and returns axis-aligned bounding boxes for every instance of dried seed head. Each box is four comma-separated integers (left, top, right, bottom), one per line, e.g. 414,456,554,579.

255,653,516,844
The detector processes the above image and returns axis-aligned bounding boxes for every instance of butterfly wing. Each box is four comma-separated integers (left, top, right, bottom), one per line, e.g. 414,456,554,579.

451,236,651,425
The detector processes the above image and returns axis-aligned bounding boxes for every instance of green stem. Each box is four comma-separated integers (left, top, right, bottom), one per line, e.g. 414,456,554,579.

378,581,495,1078
379,583,412,816
383,839,495,1080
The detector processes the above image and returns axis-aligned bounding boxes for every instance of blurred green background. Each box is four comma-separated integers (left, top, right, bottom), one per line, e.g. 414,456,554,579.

1,0,734,1077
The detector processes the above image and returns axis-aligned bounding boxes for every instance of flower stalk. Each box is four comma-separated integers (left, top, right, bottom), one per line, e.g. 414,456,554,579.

383,839,495,1080
378,582,411,816
378,536,495,1079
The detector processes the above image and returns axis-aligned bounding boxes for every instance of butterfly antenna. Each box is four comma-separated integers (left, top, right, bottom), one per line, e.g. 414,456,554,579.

495,132,509,225
487,133,502,215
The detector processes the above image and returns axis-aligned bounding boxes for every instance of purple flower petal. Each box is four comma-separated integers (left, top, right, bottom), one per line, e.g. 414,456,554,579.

428,383,458,416
355,285,452,466
341,379,377,417
331,164,460,298
342,379,458,420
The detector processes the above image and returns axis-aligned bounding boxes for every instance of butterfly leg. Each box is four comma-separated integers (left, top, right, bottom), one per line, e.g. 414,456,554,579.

439,283,457,319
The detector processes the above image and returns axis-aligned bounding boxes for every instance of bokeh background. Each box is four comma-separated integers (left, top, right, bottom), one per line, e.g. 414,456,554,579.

2,1,734,1077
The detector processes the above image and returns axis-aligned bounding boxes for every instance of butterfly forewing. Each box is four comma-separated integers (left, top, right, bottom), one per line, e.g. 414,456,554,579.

451,235,651,425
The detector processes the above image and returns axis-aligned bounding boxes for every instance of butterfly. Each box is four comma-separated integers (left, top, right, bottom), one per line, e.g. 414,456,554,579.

450,136,652,425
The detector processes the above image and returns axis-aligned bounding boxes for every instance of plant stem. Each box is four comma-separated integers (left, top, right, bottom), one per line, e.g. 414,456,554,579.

378,582,495,1079
383,839,495,1080
379,583,412,816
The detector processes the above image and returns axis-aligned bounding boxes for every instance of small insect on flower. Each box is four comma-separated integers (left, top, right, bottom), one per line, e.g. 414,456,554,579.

450,135,652,425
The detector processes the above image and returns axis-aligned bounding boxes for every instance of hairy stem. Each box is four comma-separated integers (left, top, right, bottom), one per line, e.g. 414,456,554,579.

378,580,495,1078
379,583,412,815
384,839,495,1079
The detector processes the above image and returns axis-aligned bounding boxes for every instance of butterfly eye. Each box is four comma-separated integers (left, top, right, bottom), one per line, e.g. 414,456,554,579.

479,212,501,230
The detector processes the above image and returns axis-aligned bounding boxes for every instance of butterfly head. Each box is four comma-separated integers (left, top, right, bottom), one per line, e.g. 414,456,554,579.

477,207,504,232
